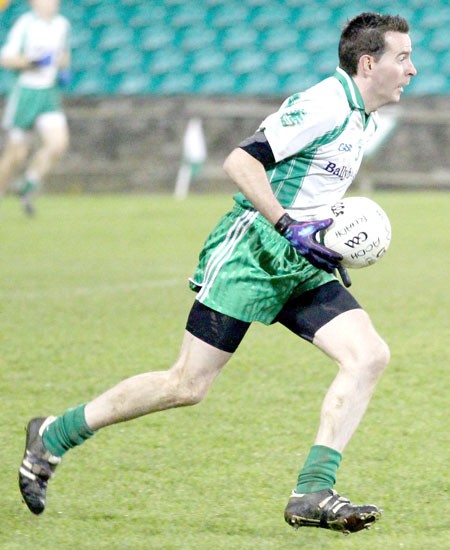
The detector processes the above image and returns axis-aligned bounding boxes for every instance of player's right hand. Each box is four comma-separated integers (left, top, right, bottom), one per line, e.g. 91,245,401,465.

274,213,342,273
58,69,72,86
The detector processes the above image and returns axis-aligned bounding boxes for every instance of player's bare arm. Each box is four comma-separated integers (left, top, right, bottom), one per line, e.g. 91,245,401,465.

223,147,286,225
0,54,36,71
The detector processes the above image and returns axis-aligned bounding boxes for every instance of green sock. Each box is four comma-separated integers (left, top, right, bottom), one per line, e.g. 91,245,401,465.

19,177,38,197
296,445,342,494
42,404,95,457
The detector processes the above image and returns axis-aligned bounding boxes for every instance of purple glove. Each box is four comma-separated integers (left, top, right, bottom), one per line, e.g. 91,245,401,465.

32,53,53,67
274,213,342,273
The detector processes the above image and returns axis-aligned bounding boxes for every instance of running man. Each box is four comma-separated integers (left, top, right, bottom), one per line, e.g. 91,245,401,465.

0,0,70,216
19,12,416,535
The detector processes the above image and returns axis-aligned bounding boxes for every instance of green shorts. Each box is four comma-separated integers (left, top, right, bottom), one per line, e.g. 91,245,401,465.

189,204,336,324
2,84,63,130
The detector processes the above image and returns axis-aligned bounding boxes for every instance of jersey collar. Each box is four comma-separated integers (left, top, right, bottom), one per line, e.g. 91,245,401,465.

334,67,366,112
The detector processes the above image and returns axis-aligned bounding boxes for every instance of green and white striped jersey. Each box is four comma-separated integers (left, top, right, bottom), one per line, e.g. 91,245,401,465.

234,68,379,218
0,11,70,89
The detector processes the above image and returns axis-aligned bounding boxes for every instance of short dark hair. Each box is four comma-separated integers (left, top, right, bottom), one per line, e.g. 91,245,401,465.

339,12,410,75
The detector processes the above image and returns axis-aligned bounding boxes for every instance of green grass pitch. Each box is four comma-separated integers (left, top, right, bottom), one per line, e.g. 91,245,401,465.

0,192,449,550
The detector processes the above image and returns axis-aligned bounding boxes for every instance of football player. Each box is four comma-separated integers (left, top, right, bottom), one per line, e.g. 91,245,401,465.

0,0,71,216
19,12,415,535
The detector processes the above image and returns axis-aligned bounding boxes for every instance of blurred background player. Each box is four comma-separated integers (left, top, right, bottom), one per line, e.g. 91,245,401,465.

0,0,70,216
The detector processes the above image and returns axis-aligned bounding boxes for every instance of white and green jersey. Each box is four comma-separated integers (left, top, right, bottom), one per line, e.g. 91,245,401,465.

0,10,70,89
234,68,379,218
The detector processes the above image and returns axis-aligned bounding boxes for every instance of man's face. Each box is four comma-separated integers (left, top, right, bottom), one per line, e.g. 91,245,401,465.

30,0,60,18
370,31,417,106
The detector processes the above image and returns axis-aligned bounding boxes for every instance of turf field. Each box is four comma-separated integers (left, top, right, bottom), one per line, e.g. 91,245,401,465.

0,192,449,550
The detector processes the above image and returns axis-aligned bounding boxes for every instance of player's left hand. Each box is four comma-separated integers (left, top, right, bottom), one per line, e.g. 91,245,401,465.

31,53,53,67
275,213,342,272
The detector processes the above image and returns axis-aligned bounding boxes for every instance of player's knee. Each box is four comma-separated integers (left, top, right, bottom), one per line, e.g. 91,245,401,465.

170,368,208,407
359,336,390,380
47,139,68,159
341,335,389,381
2,141,28,167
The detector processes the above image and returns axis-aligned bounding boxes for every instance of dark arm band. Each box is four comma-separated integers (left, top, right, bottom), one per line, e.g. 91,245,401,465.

238,130,276,168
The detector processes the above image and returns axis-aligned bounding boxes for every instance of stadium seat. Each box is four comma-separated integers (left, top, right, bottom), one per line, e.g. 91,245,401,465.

429,26,450,53
72,72,113,95
410,47,435,74
250,5,293,30
260,27,299,53
240,71,281,95
149,49,185,76
294,4,333,29
229,49,267,76
96,26,135,52
407,73,447,95
106,47,144,76
139,26,175,52
191,48,226,75
220,25,259,52
87,4,122,28
79,0,103,7
170,3,208,28
69,27,92,50
304,26,340,53
209,3,250,29
71,47,104,72
157,72,195,94
196,70,237,94
116,72,151,95
128,4,166,28
272,50,310,77
416,6,450,30
179,26,218,52
438,50,450,75
61,4,85,23
283,71,323,94
120,0,143,6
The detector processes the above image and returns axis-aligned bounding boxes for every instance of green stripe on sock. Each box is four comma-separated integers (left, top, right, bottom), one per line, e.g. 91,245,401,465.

19,178,37,197
42,403,95,457
296,445,342,494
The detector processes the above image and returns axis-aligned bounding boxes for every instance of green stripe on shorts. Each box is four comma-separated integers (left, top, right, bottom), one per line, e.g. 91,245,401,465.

190,204,335,324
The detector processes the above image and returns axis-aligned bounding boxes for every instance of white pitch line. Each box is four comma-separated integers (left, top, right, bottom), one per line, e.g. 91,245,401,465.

0,277,186,300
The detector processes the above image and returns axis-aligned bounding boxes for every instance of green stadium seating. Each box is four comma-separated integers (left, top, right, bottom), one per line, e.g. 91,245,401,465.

170,4,209,28
107,47,144,76
209,3,250,29
272,50,311,76
149,49,185,76
116,72,151,95
191,48,226,74
179,26,218,52
262,27,299,53
221,26,259,52
139,26,175,52
96,26,135,52
128,4,165,28
196,70,237,94
1,0,450,96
